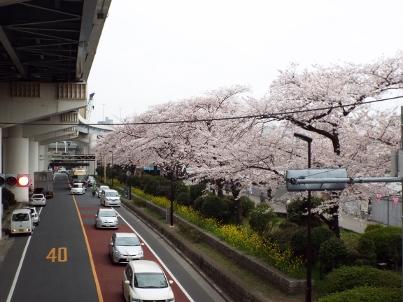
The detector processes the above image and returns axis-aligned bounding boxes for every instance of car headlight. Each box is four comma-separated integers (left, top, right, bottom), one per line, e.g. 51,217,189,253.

114,250,120,256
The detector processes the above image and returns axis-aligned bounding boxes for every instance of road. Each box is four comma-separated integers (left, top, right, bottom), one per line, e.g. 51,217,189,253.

0,173,226,302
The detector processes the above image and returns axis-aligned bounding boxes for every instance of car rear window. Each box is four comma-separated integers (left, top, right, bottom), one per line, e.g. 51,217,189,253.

99,211,116,217
32,194,44,198
116,237,140,246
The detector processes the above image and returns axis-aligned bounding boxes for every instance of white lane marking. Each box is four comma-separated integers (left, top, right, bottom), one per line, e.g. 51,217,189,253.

6,235,32,302
116,211,195,302
6,206,43,302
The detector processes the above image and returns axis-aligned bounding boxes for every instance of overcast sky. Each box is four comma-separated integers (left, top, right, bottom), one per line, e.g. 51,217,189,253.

87,0,403,122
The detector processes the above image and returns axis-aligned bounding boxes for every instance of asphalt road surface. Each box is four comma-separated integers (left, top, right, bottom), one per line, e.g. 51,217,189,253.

0,173,226,302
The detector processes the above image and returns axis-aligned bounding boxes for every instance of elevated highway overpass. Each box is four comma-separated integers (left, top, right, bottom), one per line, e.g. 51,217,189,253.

0,0,112,201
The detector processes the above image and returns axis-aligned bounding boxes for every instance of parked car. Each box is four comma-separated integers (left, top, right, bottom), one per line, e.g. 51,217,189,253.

109,232,144,263
23,207,40,226
70,183,85,195
101,189,121,207
122,260,175,302
10,208,34,235
95,208,119,229
29,193,47,206
97,185,110,198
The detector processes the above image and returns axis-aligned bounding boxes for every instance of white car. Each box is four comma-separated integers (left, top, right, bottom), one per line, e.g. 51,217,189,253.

97,185,110,197
23,207,40,226
101,189,121,207
95,208,119,229
10,209,34,235
122,260,175,302
109,232,144,263
29,193,47,206
71,183,85,195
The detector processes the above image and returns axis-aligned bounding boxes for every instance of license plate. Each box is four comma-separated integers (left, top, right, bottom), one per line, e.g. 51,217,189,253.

18,229,24,232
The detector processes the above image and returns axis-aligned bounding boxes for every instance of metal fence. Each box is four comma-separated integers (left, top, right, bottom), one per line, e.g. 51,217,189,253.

370,197,402,226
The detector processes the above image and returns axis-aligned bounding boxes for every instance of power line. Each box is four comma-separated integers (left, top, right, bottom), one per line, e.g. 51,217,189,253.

1,95,402,126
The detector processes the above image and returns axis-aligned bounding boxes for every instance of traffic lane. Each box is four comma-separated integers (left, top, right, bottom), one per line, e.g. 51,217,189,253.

0,236,29,302
10,175,99,302
75,192,191,302
117,206,226,302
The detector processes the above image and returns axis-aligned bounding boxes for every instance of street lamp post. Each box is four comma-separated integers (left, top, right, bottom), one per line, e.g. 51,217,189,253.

294,132,313,302
109,151,113,187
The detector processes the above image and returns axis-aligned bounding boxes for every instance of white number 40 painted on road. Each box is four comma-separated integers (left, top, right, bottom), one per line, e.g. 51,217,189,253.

46,247,68,263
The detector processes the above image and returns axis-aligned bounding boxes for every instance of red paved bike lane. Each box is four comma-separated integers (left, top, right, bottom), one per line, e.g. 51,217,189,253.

77,204,190,302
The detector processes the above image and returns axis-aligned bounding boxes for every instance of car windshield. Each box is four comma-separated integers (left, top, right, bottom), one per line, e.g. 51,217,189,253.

12,213,29,221
115,237,140,246
106,191,119,197
32,194,44,198
99,211,116,217
100,186,109,190
134,273,168,288
73,184,82,188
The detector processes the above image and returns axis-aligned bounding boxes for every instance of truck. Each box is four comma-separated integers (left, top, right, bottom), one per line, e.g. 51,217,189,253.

33,171,54,199
70,168,88,185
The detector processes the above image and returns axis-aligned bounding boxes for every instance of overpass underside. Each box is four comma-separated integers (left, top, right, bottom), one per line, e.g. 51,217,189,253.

0,0,112,201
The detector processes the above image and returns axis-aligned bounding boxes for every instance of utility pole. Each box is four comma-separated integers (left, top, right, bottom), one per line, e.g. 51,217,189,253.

0,128,2,240
400,106,403,302
294,133,313,302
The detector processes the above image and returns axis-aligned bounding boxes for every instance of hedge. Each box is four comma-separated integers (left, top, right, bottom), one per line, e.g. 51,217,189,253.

358,226,401,268
318,286,401,302
319,266,401,295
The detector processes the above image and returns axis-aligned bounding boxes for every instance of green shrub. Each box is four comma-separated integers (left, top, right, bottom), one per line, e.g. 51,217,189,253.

249,204,276,235
200,195,231,223
290,228,307,256
271,226,299,251
127,175,142,188
278,220,299,230
312,226,334,250
143,177,160,196
318,286,401,302
189,183,206,202
319,238,348,273
359,226,401,268
175,191,191,206
356,236,376,265
239,196,255,217
286,197,322,225
319,266,401,295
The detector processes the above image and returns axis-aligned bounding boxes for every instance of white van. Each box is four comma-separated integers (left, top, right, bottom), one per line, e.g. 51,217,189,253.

10,208,34,235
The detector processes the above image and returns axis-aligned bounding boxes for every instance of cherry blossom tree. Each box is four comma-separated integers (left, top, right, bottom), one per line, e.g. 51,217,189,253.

95,54,402,234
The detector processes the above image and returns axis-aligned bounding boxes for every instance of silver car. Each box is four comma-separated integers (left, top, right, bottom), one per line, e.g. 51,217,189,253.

23,207,40,226
29,194,47,206
97,185,110,198
109,232,144,263
95,208,119,229
101,189,121,207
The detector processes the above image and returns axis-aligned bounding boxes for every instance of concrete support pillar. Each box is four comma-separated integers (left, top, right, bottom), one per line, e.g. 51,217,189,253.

38,145,49,171
4,126,29,202
29,140,39,187
89,134,97,175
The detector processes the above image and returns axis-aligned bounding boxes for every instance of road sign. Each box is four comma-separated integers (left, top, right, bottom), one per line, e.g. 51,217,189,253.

286,168,348,192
